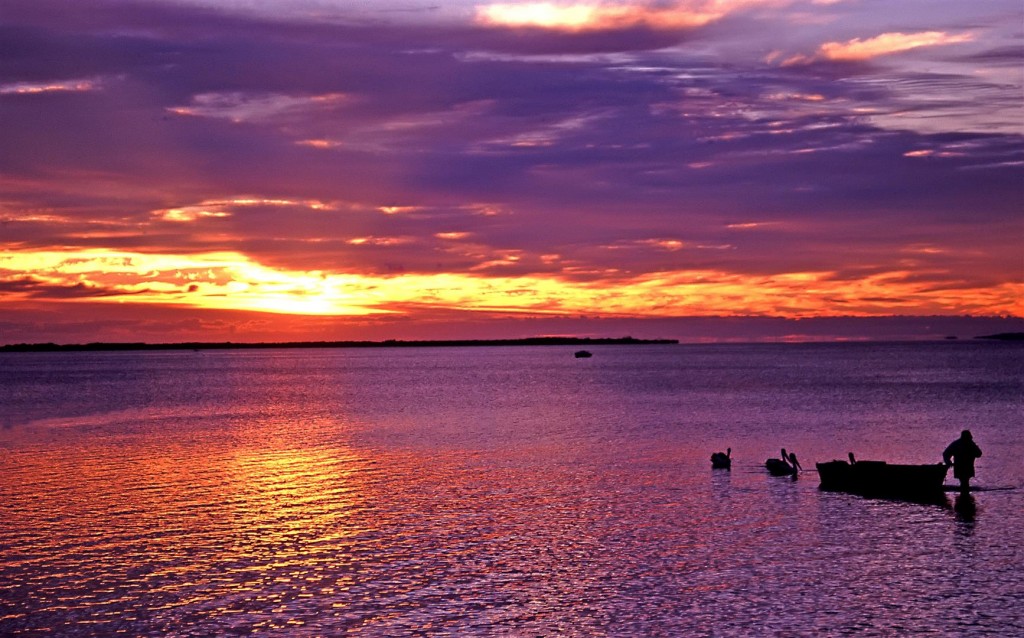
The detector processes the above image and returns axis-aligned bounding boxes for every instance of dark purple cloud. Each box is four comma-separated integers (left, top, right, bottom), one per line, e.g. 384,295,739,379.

0,276,148,298
0,0,1020,341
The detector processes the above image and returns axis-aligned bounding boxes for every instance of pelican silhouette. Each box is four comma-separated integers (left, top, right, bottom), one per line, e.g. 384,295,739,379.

766,448,800,476
711,448,732,469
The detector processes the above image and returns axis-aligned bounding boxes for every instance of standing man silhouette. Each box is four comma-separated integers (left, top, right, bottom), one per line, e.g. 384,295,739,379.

943,430,982,493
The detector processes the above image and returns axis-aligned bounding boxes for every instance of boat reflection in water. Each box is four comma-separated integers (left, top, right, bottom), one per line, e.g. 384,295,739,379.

816,453,950,504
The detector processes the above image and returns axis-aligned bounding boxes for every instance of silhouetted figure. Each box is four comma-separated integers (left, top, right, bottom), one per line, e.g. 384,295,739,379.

943,430,982,493
766,448,800,476
711,448,731,469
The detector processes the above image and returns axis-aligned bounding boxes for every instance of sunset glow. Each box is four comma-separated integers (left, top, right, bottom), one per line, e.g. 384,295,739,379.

475,1,730,31
1,0,1021,343
3,248,1020,321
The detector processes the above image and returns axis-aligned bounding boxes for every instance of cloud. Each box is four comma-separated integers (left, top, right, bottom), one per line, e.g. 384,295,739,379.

168,92,348,123
151,197,333,223
0,276,145,299
474,1,788,32
778,31,974,66
2,246,1021,318
0,0,1021,342
820,31,974,61
957,45,1024,66
0,77,103,95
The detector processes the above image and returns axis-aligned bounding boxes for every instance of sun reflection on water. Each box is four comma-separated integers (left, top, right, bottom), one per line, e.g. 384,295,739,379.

0,411,389,635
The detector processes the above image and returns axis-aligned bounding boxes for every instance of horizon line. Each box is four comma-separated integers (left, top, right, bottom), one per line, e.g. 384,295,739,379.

3,333,1022,352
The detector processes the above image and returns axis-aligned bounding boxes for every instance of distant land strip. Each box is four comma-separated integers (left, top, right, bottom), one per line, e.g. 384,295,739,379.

0,337,678,353
976,332,1024,341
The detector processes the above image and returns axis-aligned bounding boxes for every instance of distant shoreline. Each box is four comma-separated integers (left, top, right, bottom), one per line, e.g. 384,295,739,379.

0,337,678,353
2,333,1020,353
976,332,1024,341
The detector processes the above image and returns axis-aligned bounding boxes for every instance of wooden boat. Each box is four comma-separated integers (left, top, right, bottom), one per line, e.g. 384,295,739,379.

574,350,593,358
817,454,948,499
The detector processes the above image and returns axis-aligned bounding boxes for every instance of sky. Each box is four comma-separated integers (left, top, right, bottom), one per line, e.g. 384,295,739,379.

1,0,1022,343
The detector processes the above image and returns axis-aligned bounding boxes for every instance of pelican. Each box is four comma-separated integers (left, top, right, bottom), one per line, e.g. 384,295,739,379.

711,448,732,469
788,451,802,473
766,448,800,476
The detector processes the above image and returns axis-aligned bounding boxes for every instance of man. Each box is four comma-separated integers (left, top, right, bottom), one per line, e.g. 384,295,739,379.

943,430,982,493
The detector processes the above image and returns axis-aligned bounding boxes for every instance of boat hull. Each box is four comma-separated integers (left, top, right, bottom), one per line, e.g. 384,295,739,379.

817,460,948,499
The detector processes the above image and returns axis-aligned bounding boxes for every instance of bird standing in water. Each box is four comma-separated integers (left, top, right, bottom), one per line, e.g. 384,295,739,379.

711,448,732,469
766,448,800,476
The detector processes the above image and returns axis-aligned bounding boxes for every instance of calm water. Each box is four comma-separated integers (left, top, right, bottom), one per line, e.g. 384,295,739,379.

1,342,1022,636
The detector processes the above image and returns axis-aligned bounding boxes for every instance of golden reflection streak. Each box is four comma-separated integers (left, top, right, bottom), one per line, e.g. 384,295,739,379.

0,248,1020,318
1,419,378,619
223,442,372,545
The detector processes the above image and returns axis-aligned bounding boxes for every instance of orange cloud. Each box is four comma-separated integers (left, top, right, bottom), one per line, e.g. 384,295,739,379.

819,31,974,60
2,248,1019,319
435,232,472,240
602,238,686,251
296,139,342,149
378,205,423,215
151,197,332,222
475,1,780,32
778,30,974,65
346,236,412,246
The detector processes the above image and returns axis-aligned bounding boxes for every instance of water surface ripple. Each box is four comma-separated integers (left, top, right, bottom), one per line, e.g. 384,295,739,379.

1,343,1022,635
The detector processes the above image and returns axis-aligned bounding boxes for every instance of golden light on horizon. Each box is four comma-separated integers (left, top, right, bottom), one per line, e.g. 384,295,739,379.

2,248,1020,321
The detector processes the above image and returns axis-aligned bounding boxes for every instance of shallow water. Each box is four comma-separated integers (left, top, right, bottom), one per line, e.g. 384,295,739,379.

1,342,1022,635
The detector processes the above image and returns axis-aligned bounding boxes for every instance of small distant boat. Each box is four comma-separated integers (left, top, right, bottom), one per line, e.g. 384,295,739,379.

817,453,949,499
711,448,732,470
574,350,593,358
766,448,801,476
